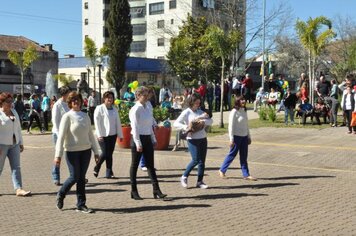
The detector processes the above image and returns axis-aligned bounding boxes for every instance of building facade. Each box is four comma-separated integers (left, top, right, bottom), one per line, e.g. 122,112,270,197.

82,0,246,64
0,35,58,96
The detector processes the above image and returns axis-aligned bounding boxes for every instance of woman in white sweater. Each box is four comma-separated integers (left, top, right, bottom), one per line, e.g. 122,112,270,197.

174,93,213,189
93,91,123,178
54,91,100,213
218,96,256,180
0,92,31,196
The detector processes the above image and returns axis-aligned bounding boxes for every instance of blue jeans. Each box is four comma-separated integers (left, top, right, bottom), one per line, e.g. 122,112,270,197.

139,154,146,168
58,149,91,207
183,138,207,182
220,135,250,177
0,144,22,190
51,133,60,183
284,108,295,124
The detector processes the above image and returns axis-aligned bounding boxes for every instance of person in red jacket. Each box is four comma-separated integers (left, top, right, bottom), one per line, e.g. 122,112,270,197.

195,80,207,109
242,74,254,103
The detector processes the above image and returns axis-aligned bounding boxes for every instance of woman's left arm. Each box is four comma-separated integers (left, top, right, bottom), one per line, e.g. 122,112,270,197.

88,115,100,156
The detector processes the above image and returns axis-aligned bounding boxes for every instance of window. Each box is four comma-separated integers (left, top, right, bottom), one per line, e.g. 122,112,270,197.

157,20,164,29
130,7,146,18
149,2,164,15
132,24,147,35
103,0,110,4
169,0,176,9
157,56,165,59
131,41,146,52
148,74,157,85
157,38,164,47
171,19,174,24
127,73,138,82
84,2,88,9
84,19,88,25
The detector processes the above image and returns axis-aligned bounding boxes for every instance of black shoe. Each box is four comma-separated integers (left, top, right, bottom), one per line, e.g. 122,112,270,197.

93,171,98,178
76,205,94,214
56,195,64,210
153,191,167,199
130,191,143,200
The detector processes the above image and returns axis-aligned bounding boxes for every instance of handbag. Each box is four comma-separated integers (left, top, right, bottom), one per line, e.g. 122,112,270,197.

351,112,356,127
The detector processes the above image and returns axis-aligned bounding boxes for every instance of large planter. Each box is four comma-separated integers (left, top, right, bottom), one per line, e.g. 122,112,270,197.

117,126,131,148
154,126,172,150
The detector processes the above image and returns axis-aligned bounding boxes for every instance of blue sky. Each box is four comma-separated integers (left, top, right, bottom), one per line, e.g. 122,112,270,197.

0,0,355,57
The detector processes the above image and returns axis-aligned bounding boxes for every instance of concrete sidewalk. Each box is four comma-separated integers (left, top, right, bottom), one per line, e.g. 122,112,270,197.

0,126,355,235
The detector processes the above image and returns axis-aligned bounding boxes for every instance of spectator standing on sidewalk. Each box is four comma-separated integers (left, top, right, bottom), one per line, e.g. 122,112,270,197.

218,96,256,181
88,91,97,125
174,93,213,189
41,92,51,131
93,91,123,178
341,85,356,134
55,91,100,213
51,86,70,186
26,94,44,134
13,94,25,126
0,92,31,197
283,88,298,125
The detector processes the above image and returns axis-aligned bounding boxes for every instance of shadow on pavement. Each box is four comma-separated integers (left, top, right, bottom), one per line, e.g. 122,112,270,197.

171,193,267,200
209,182,299,190
259,175,336,180
95,204,212,214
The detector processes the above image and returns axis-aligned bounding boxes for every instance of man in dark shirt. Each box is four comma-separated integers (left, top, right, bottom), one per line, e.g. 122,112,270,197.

317,76,331,97
283,88,298,125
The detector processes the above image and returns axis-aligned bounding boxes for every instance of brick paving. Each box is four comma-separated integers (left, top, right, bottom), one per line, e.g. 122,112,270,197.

0,115,355,235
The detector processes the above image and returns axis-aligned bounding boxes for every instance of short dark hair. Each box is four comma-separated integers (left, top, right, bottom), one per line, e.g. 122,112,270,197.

187,93,201,108
0,92,13,107
66,91,83,109
102,91,114,100
234,96,247,111
59,86,71,97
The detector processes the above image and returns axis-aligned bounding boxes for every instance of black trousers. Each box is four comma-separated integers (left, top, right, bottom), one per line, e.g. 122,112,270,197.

88,107,95,125
344,110,356,132
27,113,42,132
130,135,158,191
94,134,117,176
43,110,50,131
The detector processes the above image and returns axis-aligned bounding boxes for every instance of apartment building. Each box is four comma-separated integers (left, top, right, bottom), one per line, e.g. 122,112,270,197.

82,0,246,63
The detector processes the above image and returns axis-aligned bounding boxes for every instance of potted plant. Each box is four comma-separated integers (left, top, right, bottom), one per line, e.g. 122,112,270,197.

153,107,172,150
117,102,132,148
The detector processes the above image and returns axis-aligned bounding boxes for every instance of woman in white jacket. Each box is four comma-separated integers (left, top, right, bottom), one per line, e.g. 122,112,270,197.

218,96,256,180
93,91,123,178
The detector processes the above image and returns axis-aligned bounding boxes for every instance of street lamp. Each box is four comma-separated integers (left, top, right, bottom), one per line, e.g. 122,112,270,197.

86,65,91,94
97,62,103,101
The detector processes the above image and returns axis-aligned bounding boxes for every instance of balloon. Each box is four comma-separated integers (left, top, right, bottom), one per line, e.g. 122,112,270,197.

128,83,133,88
114,99,120,105
133,80,139,89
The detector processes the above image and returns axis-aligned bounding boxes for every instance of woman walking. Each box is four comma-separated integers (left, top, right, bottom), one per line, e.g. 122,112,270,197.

0,92,31,196
129,86,166,200
218,96,257,181
174,93,213,189
54,92,100,213
93,91,123,178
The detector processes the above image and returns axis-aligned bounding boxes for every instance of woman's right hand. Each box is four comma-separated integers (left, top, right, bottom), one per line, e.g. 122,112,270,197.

137,146,143,152
229,142,235,148
54,157,61,167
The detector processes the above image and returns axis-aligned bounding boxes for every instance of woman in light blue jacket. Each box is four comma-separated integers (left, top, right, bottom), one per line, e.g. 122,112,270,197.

93,91,123,178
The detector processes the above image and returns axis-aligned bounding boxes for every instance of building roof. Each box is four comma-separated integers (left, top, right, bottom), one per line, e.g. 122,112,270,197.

0,34,50,52
59,56,165,73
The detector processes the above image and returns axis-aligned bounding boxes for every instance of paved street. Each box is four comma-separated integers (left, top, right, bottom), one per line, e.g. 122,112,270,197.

1,117,355,235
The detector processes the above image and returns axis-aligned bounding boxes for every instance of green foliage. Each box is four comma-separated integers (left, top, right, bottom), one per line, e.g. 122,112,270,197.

54,74,74,86
118,103,131,126
153,107,170,124
167,15,221,83
267,107,277,122
106,0,133,98
258,108,268,121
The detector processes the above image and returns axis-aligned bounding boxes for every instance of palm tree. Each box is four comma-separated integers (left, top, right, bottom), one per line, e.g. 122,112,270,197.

295,16,336,104
202,25,241,128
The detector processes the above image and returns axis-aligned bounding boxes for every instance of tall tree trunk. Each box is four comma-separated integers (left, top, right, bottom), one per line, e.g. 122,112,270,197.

220,58,225,128
93,67,96,92
308,49,312,103
20,70,24,98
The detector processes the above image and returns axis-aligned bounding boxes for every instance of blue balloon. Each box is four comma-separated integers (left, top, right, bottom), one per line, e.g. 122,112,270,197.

163,120,171,128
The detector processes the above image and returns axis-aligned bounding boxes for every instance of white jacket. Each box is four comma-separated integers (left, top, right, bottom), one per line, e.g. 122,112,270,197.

0,108,23,145
94,104,123,138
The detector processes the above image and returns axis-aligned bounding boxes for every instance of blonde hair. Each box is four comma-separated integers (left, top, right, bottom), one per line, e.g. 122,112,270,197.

134,86,149,100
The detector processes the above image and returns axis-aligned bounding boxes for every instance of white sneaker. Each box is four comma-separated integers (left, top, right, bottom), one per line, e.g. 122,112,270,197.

180,176,188,188
141,167,147,171
196,181,208,189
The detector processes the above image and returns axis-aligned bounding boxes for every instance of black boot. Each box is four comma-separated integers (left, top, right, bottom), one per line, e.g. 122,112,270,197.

131,185,143,200
153,183,167,199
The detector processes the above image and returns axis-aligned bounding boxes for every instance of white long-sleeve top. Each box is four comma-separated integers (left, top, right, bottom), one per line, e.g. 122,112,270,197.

228,108,250,142
51,98,69,134
94,104,123,138
173,108,213,140
55,110,100,158
0,108,23,145
129,101,157,148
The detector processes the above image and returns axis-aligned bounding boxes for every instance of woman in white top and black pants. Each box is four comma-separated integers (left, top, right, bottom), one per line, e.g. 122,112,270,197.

55,92,100,213
174,93,213,189
94,91,123,178
219,96,256,181
129,86,167,200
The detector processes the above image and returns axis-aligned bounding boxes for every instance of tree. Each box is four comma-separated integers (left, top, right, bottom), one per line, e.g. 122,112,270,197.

106,0,132,98
202,25,241,128
167,15,221,86
54,74,74,86
84,37,108,92
8,44,39,97
295,16,336,103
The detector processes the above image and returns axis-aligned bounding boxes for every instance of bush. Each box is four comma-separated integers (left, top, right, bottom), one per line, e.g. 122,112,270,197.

258,108,267,121
267,107,277,122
